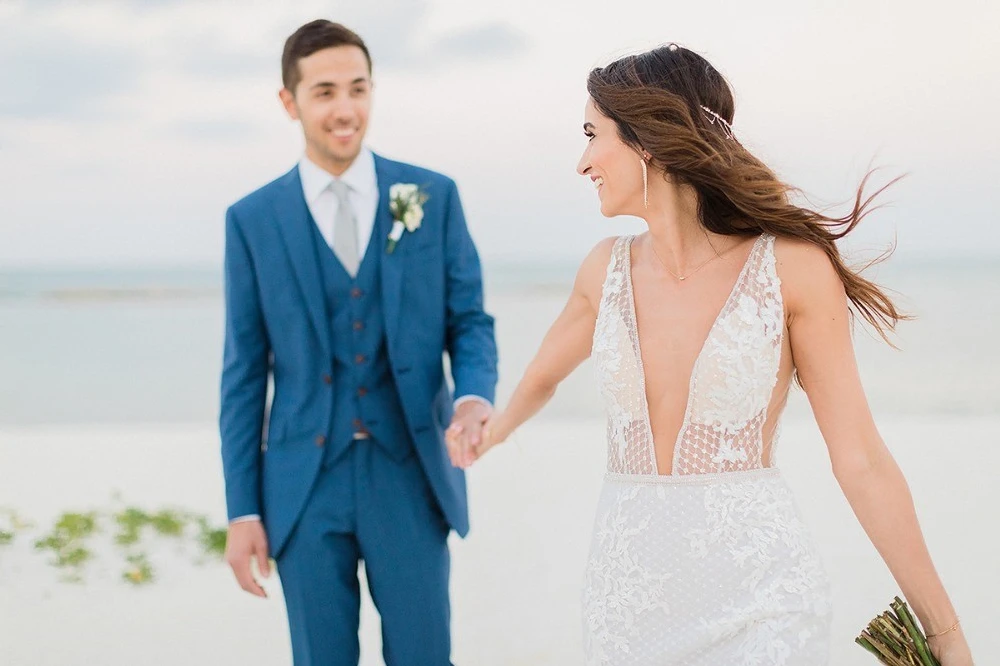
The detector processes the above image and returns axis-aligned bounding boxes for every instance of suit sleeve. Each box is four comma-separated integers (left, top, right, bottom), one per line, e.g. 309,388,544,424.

442,179,499,404
219,206,270,521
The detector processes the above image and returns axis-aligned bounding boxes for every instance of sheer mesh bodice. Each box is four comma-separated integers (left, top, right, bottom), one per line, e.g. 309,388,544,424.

582,234,831,665
592,234,784,477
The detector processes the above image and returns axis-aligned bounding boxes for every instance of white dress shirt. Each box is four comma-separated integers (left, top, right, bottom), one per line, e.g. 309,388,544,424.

298,149,379,259
229,151,490,525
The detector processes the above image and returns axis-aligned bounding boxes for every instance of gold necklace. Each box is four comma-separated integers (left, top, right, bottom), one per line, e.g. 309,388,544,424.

649,237,735,281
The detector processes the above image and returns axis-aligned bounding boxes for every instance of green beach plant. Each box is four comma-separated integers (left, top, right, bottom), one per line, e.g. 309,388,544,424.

17,500,229,585
0,508,32,547
122,552,155,586
33,511,99,582
194,515,228,558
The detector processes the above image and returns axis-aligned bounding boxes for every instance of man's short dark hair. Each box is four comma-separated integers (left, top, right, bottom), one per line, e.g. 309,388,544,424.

281,20,372,92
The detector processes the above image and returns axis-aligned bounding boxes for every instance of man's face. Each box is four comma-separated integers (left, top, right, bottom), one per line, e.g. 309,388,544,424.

280,45,372,175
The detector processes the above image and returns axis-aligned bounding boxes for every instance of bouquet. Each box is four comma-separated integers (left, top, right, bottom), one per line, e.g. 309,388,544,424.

856,596,940,665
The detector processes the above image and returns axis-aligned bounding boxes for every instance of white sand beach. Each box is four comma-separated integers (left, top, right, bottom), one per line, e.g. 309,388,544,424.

0,415,996,665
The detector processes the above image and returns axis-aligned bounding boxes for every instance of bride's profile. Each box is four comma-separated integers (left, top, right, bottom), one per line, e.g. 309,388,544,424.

448,44,974,665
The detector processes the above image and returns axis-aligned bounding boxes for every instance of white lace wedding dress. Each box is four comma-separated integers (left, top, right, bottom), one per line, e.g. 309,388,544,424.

582,234,832,665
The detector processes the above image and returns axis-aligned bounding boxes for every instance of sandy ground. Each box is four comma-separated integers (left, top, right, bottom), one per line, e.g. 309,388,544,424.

0,416,996,665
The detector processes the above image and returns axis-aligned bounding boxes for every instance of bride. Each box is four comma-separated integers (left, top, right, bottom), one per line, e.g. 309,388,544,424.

447,44,974,665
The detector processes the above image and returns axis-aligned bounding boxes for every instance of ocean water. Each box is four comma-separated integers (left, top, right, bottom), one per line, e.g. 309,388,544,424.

0,259,998,425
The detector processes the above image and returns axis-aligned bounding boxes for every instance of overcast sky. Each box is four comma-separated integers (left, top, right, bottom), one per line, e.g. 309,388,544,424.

1,0,997,268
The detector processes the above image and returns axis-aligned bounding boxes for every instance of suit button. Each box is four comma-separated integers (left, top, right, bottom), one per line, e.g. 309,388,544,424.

315,435,326,447
350,288,363,298
353,321,364,331
357,387,368,397
352,418,363,429
322,374,332,385
355,354,366,364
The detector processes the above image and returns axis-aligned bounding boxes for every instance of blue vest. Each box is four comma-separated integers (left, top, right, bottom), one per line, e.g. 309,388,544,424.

309,221,416,464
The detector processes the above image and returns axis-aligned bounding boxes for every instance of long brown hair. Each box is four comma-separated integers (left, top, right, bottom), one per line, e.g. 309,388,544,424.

587,44,907,340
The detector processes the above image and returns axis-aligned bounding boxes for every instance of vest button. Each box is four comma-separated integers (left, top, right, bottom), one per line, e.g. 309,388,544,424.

355,354,366,364
350,288,363,298
322,374,332,384
352,418,363,429
357,387,368,397
353,321,364,331
314,435,326,447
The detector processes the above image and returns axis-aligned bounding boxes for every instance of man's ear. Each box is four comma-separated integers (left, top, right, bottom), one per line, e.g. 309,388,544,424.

278,88,299,121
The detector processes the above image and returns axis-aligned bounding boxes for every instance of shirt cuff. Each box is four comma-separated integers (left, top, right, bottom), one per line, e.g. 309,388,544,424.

230,514,261,524
454,395,493,410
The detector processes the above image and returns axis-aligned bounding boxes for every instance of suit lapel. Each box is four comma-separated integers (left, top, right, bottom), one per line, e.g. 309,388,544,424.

375,155,405,343
272,167,331,358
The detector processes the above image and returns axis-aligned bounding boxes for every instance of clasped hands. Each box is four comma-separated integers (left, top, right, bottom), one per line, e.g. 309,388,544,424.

445,401,501,469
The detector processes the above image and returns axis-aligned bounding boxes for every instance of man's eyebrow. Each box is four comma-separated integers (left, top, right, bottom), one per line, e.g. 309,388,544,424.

310,78,370,90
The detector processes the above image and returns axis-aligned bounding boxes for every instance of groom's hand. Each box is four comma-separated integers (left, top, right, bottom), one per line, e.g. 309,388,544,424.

225,519,271,598
446,401,492,468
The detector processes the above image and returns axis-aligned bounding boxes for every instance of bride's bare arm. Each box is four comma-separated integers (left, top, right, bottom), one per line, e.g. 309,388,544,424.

448,238,614,467
778,238,971,662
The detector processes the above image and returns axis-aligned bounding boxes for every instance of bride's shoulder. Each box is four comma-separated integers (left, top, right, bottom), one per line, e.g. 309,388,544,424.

772,236,838,276
572,236,621,303
587,235,621,261
772,235,845,311
580,236,622,275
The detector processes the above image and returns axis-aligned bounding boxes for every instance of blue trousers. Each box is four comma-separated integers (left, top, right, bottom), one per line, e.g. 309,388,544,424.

276,441,453,666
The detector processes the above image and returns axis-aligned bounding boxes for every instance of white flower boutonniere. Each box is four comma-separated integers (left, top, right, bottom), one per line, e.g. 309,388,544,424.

386,183,429,253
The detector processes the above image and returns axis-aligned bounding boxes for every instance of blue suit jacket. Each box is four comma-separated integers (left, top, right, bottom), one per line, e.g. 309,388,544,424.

219,154,498,556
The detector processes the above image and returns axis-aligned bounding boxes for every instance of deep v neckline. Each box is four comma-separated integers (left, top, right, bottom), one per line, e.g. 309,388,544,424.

623,233,764,475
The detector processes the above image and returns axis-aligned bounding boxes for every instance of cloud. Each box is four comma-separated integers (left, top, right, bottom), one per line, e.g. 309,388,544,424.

336,0,430,68
0,1,282,120
0,25,142,119
175,37,278,82
362,19,532,71
333,1,531,71
15,0,224,7
430,22,530,60
163,118,262,141
0,0,534,114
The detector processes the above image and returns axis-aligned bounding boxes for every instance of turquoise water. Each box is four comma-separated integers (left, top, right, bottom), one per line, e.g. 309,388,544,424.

1,261,997,424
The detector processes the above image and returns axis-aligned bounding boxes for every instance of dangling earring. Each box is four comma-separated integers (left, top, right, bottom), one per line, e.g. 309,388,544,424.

640,157,648,209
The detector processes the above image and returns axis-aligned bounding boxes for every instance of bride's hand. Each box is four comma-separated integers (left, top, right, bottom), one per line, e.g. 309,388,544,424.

929,627,974,665
473,417,502,462
446,415,503,469
445,401,490,469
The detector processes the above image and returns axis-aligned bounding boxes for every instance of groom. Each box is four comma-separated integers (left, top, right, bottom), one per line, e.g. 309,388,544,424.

219,19,497,666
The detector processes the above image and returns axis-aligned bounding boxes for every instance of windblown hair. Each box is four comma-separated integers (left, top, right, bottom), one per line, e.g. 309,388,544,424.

587,44,907,339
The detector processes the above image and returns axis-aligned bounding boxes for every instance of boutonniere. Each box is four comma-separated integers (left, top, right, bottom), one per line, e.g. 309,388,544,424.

386,183,429,253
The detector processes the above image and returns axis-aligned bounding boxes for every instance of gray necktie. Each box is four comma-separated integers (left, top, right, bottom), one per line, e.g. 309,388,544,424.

330,179,360,277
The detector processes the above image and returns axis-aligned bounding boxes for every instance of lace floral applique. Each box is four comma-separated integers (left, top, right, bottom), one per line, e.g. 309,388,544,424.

583,486,672,662
688,479,831,665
